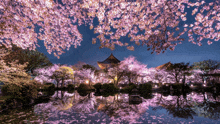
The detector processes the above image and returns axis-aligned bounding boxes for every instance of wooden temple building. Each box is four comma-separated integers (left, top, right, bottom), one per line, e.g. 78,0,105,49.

155,62,172,70
97,53,120,69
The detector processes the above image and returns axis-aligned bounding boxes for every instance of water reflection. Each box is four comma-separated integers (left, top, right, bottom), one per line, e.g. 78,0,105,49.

1,91,220,123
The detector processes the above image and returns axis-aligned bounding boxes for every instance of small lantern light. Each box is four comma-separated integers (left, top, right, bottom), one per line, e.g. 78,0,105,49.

114,76,117,81
86,80,89,84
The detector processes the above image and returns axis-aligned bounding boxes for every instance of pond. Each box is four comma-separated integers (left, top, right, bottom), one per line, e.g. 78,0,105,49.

1,91,220,124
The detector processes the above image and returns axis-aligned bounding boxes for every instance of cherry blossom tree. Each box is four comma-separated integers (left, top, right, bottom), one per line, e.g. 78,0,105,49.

52,66,74,88
103,56,148,86
34,64,60,84
34,64,75,88
186,69,204,83
166,62,192,84
74,68,96,85
118,56,147,84
1,0,220,58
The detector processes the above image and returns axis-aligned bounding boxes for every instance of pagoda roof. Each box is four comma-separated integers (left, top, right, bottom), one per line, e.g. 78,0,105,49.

156,62,173,70
97,53,120,69
97,53,120,64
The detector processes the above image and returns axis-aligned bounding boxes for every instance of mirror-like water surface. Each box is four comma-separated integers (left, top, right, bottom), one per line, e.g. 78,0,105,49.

1,91,220,124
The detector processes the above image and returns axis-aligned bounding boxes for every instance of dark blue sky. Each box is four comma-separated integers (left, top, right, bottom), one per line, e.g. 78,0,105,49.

36,23,220,69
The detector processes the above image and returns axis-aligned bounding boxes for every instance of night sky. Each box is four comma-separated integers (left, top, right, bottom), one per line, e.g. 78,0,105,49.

36,22,220,69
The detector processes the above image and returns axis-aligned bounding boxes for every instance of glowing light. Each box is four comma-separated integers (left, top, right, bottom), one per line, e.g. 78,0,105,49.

203,84,206,87
114,76,117,81
155,85,158,88
86,80,89,84
191,84,193,87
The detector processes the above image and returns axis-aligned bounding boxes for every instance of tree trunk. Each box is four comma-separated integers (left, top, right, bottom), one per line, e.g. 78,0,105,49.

61,78,64,89
175,74,178,83
56,78,59,89
182,74,186,92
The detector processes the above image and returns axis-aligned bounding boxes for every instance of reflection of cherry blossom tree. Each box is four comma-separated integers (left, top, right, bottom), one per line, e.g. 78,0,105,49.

7,91,220,123
187,92,220,119
97,93,160,123
158,95,196,119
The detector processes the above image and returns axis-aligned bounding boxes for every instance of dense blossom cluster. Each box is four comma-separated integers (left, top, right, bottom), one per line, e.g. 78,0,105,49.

0,0,220,58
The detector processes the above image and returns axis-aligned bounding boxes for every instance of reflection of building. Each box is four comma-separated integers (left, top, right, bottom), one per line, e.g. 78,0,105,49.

97,53,120,69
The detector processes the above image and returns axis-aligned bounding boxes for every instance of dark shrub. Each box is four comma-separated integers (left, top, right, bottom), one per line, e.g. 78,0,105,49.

139,83,152,94
1,84,10,96
78,90,91,96
67,84,75,90
93,83,102,91
77,83,93,91
171,83,182,90
161,85,170,91
183,84,190,90
2,80,40,105
67,89,74,93
129,83,137,87
121,83,137,93
67,84,75,93
141,93,153,99
194,83,203,90
42,83,55,91
101,92,117,97
41,83,55,96
215,83,220,91
101,83,119,92
147,81,153,84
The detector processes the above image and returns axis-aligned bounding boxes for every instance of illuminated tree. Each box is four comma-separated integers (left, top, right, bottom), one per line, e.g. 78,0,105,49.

1,0,220,58
34,64,60,84
118,56,147,84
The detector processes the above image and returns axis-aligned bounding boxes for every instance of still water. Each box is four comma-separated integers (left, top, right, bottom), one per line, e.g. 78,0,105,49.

1,91,220,124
